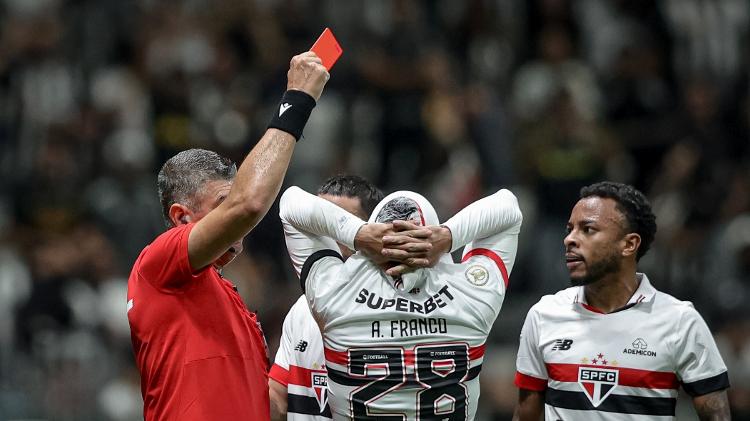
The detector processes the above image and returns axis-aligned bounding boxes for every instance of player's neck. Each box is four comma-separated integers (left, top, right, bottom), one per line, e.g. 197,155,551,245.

584,271,640,313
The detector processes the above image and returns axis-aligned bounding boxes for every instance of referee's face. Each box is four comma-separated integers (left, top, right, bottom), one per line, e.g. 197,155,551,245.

192,179,244,268
564,197,625,285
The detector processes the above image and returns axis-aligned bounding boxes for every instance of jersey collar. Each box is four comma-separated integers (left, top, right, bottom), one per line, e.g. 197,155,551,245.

573,272,656,312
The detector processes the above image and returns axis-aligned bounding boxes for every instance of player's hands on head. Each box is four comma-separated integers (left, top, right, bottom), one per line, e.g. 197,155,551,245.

287,52,330,101
354,223,397,266
382,220,452,277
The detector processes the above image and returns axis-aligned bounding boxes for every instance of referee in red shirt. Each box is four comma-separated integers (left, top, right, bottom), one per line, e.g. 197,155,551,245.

126,52,329,421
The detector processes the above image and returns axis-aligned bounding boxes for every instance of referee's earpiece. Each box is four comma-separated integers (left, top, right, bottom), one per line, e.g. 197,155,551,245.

180,216,189,224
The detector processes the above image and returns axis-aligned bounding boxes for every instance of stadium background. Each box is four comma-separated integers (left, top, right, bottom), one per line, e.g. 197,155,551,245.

0,0,748,419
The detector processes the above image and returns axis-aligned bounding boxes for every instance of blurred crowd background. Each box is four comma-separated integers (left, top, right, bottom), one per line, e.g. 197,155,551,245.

0,0,748,419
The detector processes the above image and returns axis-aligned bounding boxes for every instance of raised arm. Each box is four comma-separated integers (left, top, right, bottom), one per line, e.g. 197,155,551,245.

443,188,523,254
448,188,523,287
279,186,366,276
187,53,329,271
381,189,522,276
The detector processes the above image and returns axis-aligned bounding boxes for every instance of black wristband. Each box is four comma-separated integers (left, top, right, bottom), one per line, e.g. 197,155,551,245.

267,90,316,141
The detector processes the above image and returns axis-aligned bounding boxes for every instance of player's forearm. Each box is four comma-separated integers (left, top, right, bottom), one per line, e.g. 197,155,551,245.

693,390,731,421
443,189,523,252
512,389,545,421
269,379,288,421
280,186,365,249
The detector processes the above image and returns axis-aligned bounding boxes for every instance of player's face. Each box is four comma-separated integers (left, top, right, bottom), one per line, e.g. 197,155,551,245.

564,197,627,286
319,193,366,260
191,179,244,268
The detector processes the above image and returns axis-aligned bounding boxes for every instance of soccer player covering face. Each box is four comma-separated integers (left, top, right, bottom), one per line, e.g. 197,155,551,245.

514,182,731,421
126,51,329,421
279,185,522,420
269,175,384,420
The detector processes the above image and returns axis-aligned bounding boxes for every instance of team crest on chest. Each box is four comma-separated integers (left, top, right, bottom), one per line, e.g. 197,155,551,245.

465,265,489,286
577,353,619,407
311,372,328,412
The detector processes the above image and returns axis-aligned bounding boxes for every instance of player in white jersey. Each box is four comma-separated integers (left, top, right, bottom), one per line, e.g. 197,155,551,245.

272,295,333,419
513,181,730,421
270,175,385,420
279,185,523,420
270,175,454,420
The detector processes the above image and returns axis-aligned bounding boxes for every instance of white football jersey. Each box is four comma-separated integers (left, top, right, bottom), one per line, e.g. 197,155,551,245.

515,273,729,420
270,295,331,420
280,187,523,420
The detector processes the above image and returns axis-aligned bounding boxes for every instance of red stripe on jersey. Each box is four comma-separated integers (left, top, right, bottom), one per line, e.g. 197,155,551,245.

269,364,290,387
515,371,547,391
324,344,486,366
462,248,509,286
545,363,679,390
287,365,327,387
404,350,415,367
324,348,348,366
469,344,486,360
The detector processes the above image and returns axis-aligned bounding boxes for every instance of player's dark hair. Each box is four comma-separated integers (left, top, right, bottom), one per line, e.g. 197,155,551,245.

157,148,237,227
580,181,657,261
317,175,384,217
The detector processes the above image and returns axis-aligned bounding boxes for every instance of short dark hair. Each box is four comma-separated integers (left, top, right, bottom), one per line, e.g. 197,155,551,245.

157,149,237,227
317,175,384,216
580,181,657,261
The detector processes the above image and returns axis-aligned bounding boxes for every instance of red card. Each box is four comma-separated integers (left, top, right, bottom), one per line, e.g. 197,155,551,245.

310,28,343,71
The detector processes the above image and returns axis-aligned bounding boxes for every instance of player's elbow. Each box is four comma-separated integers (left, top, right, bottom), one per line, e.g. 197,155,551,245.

278,186,303,220
498,189,524,227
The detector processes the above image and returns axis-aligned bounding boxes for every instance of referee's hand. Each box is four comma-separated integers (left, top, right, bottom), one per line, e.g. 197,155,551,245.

287,52,330,101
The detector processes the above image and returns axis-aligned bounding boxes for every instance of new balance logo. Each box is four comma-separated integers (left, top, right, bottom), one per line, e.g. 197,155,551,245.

551,339,573,351
294,340,308,352
279,103,292,116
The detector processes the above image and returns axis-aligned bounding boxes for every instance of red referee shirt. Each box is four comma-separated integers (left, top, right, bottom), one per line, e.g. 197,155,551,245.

127,224,269,421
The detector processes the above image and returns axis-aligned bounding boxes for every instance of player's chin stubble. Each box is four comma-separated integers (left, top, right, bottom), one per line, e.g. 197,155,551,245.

569,253,621,286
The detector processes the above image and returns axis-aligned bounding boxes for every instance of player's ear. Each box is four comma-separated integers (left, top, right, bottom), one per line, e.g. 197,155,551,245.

622,233,641,259
169,203,193,227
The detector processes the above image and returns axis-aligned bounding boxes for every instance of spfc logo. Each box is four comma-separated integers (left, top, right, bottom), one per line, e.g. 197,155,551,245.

312,372,328,412
578,366,619,407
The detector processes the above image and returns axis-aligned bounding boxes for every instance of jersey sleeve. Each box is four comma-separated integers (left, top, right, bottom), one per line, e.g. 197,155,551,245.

515,305,549,391
136,224,200,292
279,186,365,278
443,189,522,291
269,300,298,387
673,305,730,396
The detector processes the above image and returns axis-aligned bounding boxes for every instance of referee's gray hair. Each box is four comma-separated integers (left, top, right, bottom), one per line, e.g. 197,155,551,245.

157,148,237,227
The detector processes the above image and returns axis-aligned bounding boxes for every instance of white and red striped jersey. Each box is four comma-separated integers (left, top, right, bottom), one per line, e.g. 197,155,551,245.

270,295,331,420
279,187,523,420
515,273,729,420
